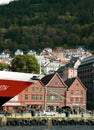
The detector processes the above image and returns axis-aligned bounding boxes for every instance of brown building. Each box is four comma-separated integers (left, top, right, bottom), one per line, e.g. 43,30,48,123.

57,57,81,81
65,77,87,112
78,55,94,110
41,73,67,110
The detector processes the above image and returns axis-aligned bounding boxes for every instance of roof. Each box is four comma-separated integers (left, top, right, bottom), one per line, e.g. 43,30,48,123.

79,55,94,67
57,66,65,72
57,57,80,73
41,73,54,85
3,102,26,106
0,71,42,82
66,57,79,68
41,72,67,88
64,77,87,90
64,78,76,88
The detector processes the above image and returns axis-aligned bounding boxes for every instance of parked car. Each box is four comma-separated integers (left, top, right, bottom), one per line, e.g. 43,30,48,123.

42,110,57,116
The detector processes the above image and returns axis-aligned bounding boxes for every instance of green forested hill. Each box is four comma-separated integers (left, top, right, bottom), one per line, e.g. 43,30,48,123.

0,0,94,53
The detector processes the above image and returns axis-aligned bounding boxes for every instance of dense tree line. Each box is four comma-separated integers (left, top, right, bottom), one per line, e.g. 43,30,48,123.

0,0,94,54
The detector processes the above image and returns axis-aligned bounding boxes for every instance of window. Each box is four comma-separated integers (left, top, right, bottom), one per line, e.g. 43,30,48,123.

76,90,79,95
59,96,62,101
32,87,41,92
36,88,39,92
47,96,51,101
70,97,74,103
70,90,74,95
55,81,58,86
31,95,35,100
47,88,60,94
75,97,79,103
76,83,79,89
36,95,39,100
80,90,84,95
32,87,35,92
55,95,58,101
40,95,42,100
59,88,63,93
51,96,55,101
40,88,42,92
80,97,83,103
25,88,28,92
25,95,28,100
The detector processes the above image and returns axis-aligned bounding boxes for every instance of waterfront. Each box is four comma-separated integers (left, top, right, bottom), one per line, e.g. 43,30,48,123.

0,126,94,130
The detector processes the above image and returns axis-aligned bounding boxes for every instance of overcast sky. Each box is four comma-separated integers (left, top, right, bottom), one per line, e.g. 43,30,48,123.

0,0,13,4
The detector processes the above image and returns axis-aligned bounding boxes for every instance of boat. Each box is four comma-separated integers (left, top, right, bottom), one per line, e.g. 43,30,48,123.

0,71,41,106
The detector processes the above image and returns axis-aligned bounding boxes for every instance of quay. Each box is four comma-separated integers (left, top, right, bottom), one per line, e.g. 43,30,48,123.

0,113,94,126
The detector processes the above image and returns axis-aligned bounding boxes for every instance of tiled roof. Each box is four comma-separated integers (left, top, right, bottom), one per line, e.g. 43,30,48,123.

64,77,76,88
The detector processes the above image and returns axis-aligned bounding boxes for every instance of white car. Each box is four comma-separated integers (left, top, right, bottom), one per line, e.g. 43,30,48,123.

42,110,57,116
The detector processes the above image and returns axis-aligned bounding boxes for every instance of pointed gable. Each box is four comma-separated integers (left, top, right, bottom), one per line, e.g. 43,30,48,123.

64,77,87,90
41,72,66,88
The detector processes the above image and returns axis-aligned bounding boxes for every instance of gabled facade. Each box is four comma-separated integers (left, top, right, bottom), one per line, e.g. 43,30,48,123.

41,73,67,110
65,77,87,111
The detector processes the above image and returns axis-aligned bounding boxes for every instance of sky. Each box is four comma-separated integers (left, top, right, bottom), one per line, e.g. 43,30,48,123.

0,0,13,4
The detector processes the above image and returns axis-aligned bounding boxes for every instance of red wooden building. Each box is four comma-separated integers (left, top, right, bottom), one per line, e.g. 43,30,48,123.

41,73,67,110
65,77,87,112
18,80,45,111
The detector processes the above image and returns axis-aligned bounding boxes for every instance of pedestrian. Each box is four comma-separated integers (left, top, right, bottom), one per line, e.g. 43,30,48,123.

31,108,35,116
81,112,84,117
20,108,24,116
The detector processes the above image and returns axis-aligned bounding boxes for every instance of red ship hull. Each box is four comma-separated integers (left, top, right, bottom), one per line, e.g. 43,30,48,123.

0,79,32,106
0,71,40,106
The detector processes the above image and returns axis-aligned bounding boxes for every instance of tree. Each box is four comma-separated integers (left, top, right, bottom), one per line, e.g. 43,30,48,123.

67,33,80,47
0,62,9,71
11,54,40,73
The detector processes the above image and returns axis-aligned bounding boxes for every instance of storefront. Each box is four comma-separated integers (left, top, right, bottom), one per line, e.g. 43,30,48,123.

2,102,26,113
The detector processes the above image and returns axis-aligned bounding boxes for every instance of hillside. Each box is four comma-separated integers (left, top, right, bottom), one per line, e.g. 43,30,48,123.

0,0,94,53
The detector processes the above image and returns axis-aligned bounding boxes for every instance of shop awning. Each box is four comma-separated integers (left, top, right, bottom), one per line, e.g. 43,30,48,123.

2,102,26,106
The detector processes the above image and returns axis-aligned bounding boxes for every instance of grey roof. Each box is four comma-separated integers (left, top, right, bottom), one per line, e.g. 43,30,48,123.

80,55,94,66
